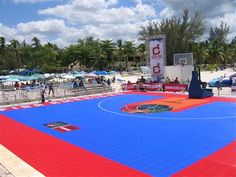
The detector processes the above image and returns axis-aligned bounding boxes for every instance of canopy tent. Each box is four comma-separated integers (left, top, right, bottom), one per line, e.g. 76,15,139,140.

61,74,76,79
95,71,109,75
109,71,118,75
73,73,84,78
85,73,97,78
5,78,20,82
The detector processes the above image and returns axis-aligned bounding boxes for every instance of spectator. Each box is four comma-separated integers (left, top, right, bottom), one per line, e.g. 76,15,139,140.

160,77,165,92
73,80,78,88
14,82,20,90
138,82,145,92
174,77,180,84
107,78,111,86
140,76,145,83
48,82,55,97
40,85,47,103
232,76,236,86
79,80,86,90
112,76,116,83
165,76,170,83
219,76,223,90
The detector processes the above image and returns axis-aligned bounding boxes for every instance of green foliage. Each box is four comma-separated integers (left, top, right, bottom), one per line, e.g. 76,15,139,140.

0,10,235,73
139,9,205,65
204,64,220,72
208,22,230,44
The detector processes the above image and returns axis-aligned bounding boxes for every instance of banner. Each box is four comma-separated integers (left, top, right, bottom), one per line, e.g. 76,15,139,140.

164,83,188,92
149,37,165,81
122,83,162,91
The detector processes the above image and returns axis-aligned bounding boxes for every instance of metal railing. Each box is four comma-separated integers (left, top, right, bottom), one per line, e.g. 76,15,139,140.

0,84,113,105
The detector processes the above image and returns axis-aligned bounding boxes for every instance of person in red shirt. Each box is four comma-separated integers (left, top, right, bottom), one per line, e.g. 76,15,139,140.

14,82,20,90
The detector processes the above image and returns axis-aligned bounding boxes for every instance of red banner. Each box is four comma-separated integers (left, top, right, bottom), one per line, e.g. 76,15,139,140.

164,83,188,92
122,83,162,91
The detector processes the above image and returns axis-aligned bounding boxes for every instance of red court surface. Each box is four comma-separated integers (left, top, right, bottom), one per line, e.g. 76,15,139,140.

0,92,236,176
173,141,236,177
0,114,149,177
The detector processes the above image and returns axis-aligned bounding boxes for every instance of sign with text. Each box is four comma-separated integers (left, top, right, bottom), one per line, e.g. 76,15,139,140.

149,37,165,80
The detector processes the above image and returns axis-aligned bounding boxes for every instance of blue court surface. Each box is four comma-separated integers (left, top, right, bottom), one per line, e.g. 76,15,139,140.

1,92,236,176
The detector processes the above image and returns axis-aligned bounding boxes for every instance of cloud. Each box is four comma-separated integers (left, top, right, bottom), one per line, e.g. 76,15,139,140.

0,20,66,46
0,23,17,40
16,19,66,34
162,0,236,18
207,11,236,41
39,0,156,24
12,0,52,3
2,0,236,47
159,7,174,18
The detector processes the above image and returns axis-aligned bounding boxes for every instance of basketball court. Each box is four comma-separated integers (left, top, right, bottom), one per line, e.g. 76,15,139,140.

0,91,236,177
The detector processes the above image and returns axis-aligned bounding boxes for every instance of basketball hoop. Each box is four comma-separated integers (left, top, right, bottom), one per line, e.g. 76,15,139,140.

173,53,193,66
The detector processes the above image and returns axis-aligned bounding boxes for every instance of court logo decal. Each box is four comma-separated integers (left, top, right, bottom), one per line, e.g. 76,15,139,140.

122,104,172,113
44,121,79,132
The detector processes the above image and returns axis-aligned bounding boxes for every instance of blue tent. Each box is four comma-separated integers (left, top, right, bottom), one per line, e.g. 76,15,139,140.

95,71,109,75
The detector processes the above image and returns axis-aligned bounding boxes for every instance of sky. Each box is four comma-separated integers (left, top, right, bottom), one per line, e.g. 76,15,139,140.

0,0,236,48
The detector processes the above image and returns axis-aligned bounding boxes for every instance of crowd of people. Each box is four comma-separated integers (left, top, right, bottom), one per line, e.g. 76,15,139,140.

10,76,116,103
126,75,181,92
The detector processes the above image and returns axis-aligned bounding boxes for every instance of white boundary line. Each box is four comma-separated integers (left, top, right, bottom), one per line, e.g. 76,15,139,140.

0,92,124,112
97,96,236,120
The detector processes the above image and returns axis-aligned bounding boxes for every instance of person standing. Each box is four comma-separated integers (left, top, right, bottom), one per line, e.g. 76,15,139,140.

79,80,86,90
48,82,55,97
40,85,46,103
140,76,145,83
107,78,111,86
219,76,223,90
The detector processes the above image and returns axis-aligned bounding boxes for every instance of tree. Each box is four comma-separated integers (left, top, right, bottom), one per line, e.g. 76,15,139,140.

31,37,42,69
11,39,21,62
32,37,42,48
208,22,230,44
123,41,136,70
193,41,209,65
0,36,6,69
137,43,147,66
40,43,59,72
207,22,231,66
101,40,115,69
114,39,124,71
207,41,225,64
138,9,205,65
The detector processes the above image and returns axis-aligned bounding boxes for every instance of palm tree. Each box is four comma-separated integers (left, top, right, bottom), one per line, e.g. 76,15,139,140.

0,36,6,68
138,9,205,65
32,37,41,49
137,43,147,66
123,41,136,71
207,41,225,65
193,42,209,65
114,39,124,71
101,39,115,70
31,37,42,69
208,22,230,44
9,39,21,69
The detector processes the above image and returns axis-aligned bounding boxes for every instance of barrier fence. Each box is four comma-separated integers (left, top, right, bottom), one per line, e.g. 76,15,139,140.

0,84,112,105
122,82,189,92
